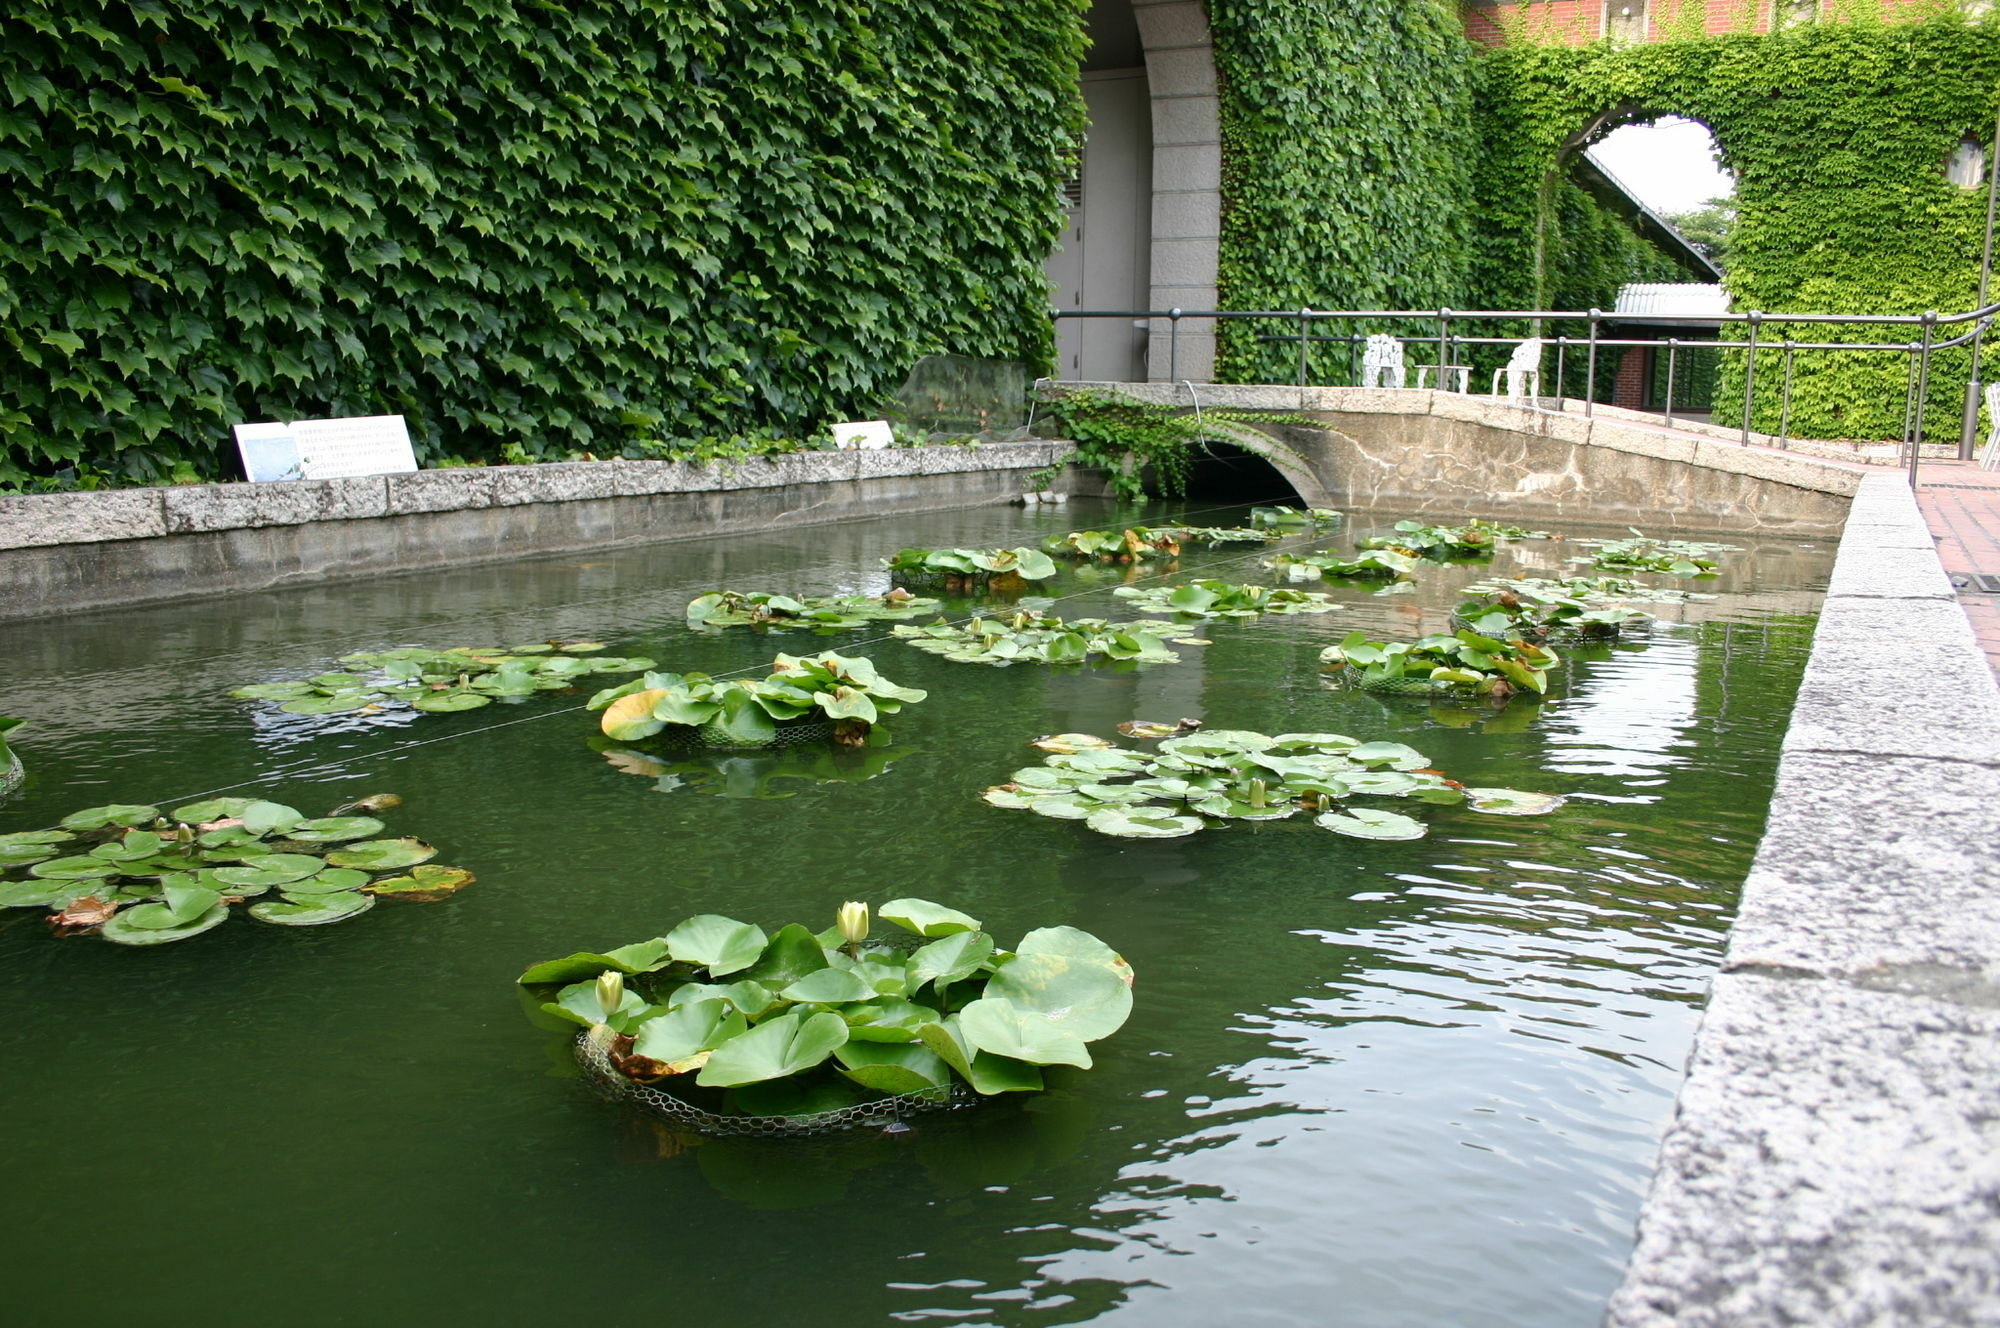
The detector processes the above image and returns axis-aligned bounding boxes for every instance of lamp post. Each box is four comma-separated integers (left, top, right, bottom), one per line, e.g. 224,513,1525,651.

1958,105,2000,460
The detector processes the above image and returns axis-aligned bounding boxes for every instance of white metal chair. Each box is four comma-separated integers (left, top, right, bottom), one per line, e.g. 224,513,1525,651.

1981,381,2000,470
1360,334,1406,389
1491,338,1544,400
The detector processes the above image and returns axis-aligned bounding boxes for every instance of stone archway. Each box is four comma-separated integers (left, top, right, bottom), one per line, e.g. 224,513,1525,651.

1048,1,1224,384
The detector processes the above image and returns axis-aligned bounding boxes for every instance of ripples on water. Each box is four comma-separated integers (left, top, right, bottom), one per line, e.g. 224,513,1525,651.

0,501,1828,1327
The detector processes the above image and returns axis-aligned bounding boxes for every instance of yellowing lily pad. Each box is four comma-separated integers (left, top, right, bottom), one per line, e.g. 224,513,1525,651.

364,864,475,902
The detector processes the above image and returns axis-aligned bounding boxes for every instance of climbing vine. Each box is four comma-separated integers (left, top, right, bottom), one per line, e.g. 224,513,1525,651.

1207,0,1480,383
1470,6,2000,438
0,0,1085,490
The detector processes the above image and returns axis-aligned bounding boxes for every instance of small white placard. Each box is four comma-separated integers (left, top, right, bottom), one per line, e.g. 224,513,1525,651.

831,419,894,450
233,414,418,482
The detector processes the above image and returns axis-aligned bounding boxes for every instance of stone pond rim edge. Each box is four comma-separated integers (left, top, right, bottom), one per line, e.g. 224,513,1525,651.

0,442,1085,623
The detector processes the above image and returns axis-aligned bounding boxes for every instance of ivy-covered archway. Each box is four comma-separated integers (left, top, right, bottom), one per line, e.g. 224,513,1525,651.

1471,12,2000,439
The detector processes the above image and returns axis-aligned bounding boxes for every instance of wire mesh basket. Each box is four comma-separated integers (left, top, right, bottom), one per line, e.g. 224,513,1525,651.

655,717,841,750
1446,612,1633,644
575,1030,978,1136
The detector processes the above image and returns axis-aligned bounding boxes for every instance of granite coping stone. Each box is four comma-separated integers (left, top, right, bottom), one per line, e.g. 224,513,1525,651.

1607,973,2000,1328
162,477,391,532
1821,542,1960,600
0,445,1070,551
0,487,167,547
1781,597,2000,764
1726,750,2000,976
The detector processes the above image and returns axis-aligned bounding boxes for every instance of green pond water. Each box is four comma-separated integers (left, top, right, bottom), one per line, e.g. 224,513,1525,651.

0,498,1832,1327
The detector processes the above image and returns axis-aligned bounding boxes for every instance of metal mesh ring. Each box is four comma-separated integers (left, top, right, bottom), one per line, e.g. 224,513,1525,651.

1325,667,1489,698
1446,612,1631,644
575,1031,979,1136
654,717,841,750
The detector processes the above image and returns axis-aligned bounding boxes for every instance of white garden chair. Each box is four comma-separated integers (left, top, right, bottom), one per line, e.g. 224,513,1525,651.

1360,334,1406,389
1982,381,2000,470
1491,338,1544,400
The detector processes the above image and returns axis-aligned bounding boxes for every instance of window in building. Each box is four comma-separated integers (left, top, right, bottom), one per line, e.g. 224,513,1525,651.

1775,0,1817,28
1604,1,1647,42
1948,134,1988,190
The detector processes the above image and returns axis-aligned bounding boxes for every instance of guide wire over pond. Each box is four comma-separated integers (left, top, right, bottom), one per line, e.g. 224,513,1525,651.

30,504,1352,826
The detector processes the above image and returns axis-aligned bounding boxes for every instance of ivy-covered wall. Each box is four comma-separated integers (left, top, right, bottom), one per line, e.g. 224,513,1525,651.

1469,9,2000,437
0,1,1084,489
1206,0,1480,382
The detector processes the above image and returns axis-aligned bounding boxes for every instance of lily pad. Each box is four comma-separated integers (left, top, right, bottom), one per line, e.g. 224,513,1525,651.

631,998,747,1069
0,842,60,868
1030,733,1116,753
362,864,474,901
1082,807,1204,839
279,868,375,895
408,691,492,713
834,1040,953,1095
27,855,121,880
958,997,1093,1068
664,914,769,976
1463,787,1568,816
879,898,981,938
248,891,377,926
285,816,387,843
695,1009,850,1088
101,902,230,945
59,804,159,831
1315,807,1427,840
517,938,673,985
325,838,438,870
0,879,108,909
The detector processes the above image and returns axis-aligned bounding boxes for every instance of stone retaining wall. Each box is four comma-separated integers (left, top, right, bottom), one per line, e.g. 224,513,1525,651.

0,442,1075,622
1609,471,2000,1326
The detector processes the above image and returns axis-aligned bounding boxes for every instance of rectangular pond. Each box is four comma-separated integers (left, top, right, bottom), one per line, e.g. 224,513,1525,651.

0,499,1834,1327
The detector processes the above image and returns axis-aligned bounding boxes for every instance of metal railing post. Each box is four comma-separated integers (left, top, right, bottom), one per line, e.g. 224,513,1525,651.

1901,341,1922,475
1740,311,1762,446
1911,311,1938,488
1439,308,1453,390
1298,308,1310,387
1169,309,1182,384
1663,339,1678,429
1778,342,1795,449
1555,336,1568,407
1585,310,1600,417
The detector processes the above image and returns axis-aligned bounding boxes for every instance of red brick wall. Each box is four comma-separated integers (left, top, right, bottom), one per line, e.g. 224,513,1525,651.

1611,346,1651,409
1461,1,1945,47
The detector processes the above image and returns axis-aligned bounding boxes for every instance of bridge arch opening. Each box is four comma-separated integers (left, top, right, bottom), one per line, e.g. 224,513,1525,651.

1541,107,1732,415
1180,440,1304,506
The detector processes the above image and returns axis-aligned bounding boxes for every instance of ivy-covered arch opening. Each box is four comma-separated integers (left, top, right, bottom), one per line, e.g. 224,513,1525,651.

1471,10,2000,439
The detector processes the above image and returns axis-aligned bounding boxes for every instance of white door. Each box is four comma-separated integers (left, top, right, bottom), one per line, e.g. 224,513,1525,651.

1048,70,1152,382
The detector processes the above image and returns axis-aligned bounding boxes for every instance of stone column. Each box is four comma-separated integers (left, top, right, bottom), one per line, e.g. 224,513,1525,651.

1132,0,1222,383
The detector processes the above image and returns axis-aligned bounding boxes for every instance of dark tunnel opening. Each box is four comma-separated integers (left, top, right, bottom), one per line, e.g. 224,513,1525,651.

1180,440,1303,506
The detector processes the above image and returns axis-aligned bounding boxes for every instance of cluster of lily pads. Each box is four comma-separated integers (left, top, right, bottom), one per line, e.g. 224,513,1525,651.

0,793,469,945
881,546,1058,584
1320,628,1561,699
520,899,1134,1109
1250,506,1344,529
982,729,1563,841
230,643,654,716
590,651,926,748
893,612,1201,667
1357,518,1550,559
1452,591,1651,643
1461,574,1715,606
1109,580,1343,620
1575,531,1738,577
685,589,940,631
1042,527,1187,561
591,733,913,799
1264,549,1417,581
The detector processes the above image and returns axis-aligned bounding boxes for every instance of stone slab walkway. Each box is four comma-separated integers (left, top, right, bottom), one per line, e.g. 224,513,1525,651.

1915,460,2000,679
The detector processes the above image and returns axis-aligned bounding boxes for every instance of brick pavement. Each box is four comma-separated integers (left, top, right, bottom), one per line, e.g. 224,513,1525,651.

1916,460,2000,679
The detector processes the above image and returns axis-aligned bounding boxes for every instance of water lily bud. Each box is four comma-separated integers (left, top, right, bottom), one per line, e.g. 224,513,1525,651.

595,970,625,1022
837,900,870,946
1249,777,1268,809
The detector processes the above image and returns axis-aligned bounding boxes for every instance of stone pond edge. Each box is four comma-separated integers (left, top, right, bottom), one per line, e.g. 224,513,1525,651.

1607,470,2000,1328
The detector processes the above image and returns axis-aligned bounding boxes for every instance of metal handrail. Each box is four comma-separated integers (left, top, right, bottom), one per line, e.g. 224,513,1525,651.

1050,302,2000,486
